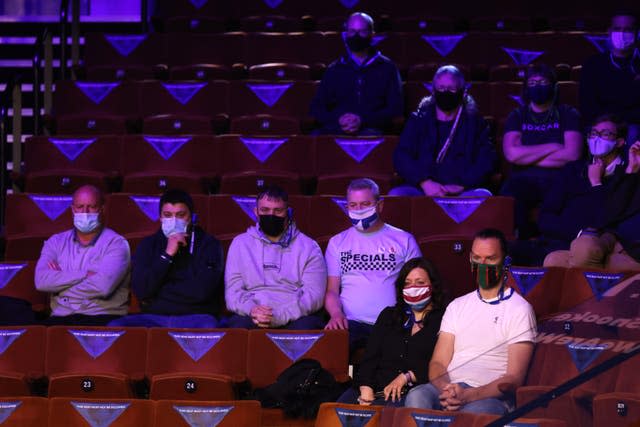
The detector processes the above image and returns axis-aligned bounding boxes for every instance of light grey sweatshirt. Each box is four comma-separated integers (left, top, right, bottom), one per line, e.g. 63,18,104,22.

224,223,327,327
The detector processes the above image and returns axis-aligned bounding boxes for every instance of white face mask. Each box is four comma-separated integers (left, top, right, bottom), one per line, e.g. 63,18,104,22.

348,205,378,232
588,136,618,157
161,217,189,237
73,212,100,233
402,285,432,309
611,31,636,50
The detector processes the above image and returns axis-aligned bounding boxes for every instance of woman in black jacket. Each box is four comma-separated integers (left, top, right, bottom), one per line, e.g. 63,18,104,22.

337,257,446,406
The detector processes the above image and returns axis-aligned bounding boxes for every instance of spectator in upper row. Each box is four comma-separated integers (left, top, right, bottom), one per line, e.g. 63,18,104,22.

310,12,403,135
580,10,640,145
110,189,224,328
35,185,130,326
391,65,497,197
324,178,421,352
542,116,640,271
225,185,327,329
500,64,582,239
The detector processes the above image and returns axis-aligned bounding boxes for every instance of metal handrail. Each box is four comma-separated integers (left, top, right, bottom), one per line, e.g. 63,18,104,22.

60,0,70,80
33,29,50,136
0,79,16,228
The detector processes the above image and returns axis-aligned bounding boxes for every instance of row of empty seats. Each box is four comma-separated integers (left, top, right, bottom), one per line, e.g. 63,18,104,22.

1,397,601,426
49,80,579,135
0,326,348,401
84,31,605,71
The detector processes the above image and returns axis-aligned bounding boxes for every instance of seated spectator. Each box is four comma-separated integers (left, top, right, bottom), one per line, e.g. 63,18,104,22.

338,257,445,407
542,117,640,271
110,189,224,328
225,185,327,329
405,229,536,415
324,178,422,352
501,64,582,239
391,65,497,196
580,10,640,145
35,185,130,326
310,12,403,135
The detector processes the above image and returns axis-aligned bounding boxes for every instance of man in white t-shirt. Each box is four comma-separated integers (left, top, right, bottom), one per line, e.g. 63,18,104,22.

324,178,421,351
405,228,537,415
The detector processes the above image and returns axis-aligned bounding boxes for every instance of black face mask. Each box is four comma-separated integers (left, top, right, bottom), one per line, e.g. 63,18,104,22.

527,84,554,105
346,34,371,52
259,214,286,237
434,90,464,112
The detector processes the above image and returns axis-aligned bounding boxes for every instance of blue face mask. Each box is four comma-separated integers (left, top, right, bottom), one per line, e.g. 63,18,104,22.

161,217,189,237
74,212,100,233
348,206,379,232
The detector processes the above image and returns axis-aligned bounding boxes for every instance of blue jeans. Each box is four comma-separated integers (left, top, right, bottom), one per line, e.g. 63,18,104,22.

405,382,511,415
348,320,375,353
108,313,219,328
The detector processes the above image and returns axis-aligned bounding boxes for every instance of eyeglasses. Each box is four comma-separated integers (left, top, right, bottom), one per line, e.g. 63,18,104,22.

345,29,371,37
588,129,617,140
433,85,461,92
526,78,551,87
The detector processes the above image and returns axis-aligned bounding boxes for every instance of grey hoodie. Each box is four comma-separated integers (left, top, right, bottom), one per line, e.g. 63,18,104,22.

224,223,327,327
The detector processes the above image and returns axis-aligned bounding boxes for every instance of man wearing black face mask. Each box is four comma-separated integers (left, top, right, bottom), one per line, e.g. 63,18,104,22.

225,185,327,329
500,64,582,239
392,65,497,196
310,12,403,135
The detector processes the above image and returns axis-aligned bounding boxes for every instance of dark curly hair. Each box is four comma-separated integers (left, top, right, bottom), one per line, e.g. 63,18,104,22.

390,257,446,327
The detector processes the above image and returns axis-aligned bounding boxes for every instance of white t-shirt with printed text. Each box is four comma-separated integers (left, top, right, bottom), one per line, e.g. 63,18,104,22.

325,223,421,324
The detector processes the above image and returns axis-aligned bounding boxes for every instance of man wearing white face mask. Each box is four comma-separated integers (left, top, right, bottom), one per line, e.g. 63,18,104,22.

580,10,640,145
110,189,224,328
540,115,640,270
35,185,130,325
324,178,421,352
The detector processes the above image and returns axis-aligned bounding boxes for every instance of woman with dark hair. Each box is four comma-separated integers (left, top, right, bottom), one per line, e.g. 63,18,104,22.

337,257,446,406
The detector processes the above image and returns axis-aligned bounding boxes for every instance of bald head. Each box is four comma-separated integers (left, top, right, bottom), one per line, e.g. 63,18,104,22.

72,185,104,213
346,12,374,33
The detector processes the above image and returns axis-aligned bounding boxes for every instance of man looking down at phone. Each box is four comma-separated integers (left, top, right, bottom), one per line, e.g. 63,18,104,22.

225,185,327,329
110,189,224,327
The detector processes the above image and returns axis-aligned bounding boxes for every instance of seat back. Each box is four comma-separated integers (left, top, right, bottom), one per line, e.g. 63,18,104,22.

391,407,479,426
0,261,48,312
0,325,46,378
4,193,73,237
45,326,147,379
247,329,349,389
48,397,154,427
145,328,248,381
0,396,48,426
315,402,383,427
154,400,261,427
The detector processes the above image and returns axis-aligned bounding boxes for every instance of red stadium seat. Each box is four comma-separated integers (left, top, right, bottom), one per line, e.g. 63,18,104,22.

84,33,166,69
169,64,232,81
154,400,261,427
146,328,248,401
314,135,398,195
217,134,313,195
167,33,246,68
139,80,230,119
240,15,304,32
53,80,140,118
163,16,227,33
229,114,301,135
0,396,48,426
506,266,567,320
54,115,129,135
120,135,218,195
558,268,633,313
23,135,121,194
248,63,312,81
229,80,316,119
410,196,515,240
244,32,327,66
593,393,640,427
48,397,154,427
86,65,157,81
0,325,46,396
315,402,384,427
246,329,349,390
419,236,474,300
45,326,147,398
391,407,480,427
489,81,524,124
0,262,48,313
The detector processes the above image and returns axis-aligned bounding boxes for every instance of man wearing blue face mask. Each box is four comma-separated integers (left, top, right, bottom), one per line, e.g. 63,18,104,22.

324,178,421,352
35,185,130,325
110,189,224,328
580,10,640,145
540,115,640,270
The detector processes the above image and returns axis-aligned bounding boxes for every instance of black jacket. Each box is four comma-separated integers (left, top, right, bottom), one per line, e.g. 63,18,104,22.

356,306,444,392
132,227,224,315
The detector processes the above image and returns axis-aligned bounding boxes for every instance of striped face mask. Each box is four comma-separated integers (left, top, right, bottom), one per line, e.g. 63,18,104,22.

403,285,432,310
471,261,503,289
